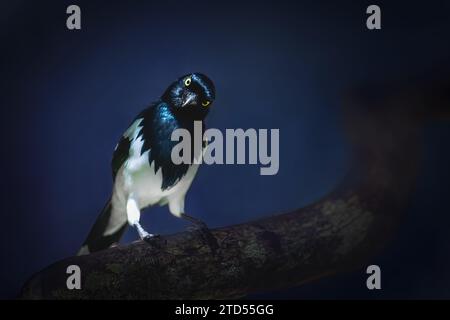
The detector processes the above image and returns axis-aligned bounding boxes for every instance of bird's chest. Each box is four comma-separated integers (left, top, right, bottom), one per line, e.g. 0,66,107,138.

118,135,198,209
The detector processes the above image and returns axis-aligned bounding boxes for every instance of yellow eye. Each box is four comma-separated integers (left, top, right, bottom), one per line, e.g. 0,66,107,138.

184,77,191,86
202,100,210,107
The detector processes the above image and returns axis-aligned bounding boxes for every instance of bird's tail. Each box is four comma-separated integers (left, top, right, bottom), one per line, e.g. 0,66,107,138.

77,198,128,255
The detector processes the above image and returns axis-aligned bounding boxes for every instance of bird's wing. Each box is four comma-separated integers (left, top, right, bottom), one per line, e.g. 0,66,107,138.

111,136,131,180
111,116,145,180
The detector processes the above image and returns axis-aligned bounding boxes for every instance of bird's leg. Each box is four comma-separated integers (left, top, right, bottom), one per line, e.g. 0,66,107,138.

168,199,218,251
181,213,218,252
180,213,208,229
126,198,158,241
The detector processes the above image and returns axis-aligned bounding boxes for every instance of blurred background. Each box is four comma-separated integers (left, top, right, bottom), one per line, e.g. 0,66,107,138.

1,0,450,299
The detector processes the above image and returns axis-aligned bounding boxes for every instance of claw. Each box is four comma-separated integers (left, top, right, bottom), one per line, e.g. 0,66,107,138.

143,233,160,242
143,234,162,248
187,221,207,232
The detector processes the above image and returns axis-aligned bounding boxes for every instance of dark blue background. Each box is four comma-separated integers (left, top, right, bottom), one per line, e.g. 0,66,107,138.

1,0,450,299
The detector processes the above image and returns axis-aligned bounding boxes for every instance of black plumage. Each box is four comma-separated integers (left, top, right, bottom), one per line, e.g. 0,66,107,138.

79,73,216,255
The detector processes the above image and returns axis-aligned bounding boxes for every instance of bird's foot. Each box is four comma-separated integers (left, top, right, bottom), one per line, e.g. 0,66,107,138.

180,213,219,253
133,221,159,243
187,220,208,232
110,242,120,248
143,233,160,242
188,221,219,253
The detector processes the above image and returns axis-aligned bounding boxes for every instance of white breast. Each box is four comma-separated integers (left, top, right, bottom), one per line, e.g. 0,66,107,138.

112,119,199,211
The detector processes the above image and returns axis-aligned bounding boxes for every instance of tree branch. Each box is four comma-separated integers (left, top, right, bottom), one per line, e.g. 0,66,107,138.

20,76,450,299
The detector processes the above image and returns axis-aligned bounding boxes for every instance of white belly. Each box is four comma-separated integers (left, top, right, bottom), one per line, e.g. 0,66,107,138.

112,134,199,210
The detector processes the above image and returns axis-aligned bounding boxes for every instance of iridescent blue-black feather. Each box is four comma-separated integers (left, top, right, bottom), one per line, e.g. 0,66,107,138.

111,102,201,190
137,102,198,190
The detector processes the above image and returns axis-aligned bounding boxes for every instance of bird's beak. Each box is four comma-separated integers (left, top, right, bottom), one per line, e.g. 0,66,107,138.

182,92,197,107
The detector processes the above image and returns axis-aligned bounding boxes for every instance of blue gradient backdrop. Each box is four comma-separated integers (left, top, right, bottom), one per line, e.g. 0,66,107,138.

1,0,450,298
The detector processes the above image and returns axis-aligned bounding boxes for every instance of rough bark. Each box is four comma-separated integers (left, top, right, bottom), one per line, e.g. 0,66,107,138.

20,76,449,299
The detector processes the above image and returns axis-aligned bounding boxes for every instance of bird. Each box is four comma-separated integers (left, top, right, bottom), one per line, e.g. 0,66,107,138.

78,73,216,255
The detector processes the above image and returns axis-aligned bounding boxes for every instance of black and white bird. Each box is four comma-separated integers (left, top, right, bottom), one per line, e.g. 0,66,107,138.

78,73,215,255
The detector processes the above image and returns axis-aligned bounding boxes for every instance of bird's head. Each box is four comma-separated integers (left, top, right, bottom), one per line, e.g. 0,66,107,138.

162,73,215,116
